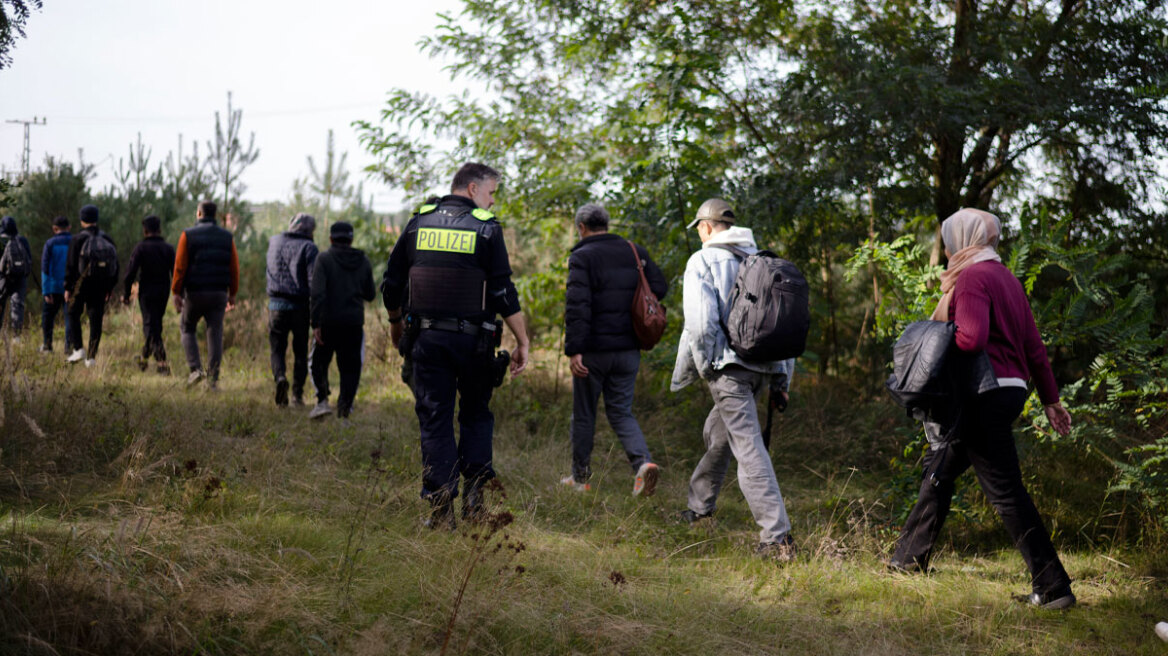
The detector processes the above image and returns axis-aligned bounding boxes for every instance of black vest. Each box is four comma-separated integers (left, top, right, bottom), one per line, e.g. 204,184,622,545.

183,220,234,291
406,201,498,321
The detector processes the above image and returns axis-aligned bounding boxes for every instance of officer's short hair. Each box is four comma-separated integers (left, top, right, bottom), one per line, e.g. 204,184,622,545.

451,162,500,193
574,203,610,231
142,215,161,234
198,200,217,220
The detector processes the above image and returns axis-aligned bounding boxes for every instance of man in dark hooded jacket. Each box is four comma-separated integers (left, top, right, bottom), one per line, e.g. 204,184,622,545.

266,212,318,406
308,222,375,420
122,215,176,373
0,215,32,336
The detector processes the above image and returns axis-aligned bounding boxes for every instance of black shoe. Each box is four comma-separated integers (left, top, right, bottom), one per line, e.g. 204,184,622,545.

423,502,456,531
680,509,713,524
1017,589,1076,610
756,534,797,563
275,378,289,407
136,355,148,372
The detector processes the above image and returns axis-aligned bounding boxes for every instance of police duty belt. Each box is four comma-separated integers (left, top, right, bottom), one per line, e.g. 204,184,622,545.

418,317,499,337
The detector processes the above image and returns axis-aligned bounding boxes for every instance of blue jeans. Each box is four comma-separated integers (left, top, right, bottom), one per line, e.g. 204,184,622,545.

569,349,653,483
0,276,26,334
41,292,75,349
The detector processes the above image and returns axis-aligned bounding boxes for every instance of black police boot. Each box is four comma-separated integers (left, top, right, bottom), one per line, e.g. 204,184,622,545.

424,497,456,531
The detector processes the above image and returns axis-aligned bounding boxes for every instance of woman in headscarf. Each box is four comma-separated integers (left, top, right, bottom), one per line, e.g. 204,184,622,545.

889,208,1076,610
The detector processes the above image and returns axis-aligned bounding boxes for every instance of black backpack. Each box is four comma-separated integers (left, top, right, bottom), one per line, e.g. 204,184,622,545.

0,236,30,280
719,247,810,362
80,231,118,284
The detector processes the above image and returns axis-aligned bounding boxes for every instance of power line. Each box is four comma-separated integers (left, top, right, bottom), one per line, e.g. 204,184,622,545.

43,102,384,126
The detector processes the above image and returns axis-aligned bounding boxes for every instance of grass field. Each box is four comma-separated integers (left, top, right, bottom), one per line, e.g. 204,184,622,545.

0,303,1165,655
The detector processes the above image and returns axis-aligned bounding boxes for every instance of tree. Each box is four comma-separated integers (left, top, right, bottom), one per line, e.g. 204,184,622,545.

306,129,352,234
10,154,92,246
0,0,41,70
207,91,260,222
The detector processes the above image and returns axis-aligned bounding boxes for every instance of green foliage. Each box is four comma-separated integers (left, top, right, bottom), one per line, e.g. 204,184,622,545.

0,0,41,69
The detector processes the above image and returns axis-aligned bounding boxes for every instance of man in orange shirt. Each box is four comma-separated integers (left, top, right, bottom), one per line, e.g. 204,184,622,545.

172,200,239,390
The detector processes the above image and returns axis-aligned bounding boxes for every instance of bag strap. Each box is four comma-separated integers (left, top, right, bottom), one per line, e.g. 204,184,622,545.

626,240,645,273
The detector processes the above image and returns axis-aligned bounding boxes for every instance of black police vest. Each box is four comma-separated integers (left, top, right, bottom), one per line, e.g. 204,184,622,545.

183,221,234,291
406,204,495,320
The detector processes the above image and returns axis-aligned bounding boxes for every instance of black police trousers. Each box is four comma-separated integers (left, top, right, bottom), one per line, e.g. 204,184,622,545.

891,387,1072,597
410,328,495,502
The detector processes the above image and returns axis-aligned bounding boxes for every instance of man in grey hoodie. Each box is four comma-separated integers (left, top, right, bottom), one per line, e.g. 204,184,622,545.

266,213,319,406
671,198,797,562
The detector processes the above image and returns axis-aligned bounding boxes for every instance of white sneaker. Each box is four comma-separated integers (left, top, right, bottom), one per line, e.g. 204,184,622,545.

84,358,96,368
308,401,333,420
560,475,592,492
66,348,85,363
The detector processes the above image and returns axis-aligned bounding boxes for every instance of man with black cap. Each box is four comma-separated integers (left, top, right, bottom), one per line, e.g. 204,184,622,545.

65,204,119,366
381,162,530,529
122,215,176,373
172,200,239,389
40,216,75,352
308,221,375,420
671,198,798,563
266,212,319,407
0,215,32,337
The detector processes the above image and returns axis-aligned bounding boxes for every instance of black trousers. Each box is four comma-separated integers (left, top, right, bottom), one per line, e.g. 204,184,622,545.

139,290,169,362
269,305,310,397
68,288,107,357
892,387,1072,596
410,329,495,502
310,324,363,417
42,292,76,350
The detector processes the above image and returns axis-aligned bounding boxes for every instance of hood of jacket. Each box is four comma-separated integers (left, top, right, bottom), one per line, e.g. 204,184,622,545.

330,245,367,270
0,216,16,236
701,226,758,252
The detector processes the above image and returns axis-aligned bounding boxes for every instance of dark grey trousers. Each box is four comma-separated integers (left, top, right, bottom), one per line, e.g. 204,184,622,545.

180,290,227,380
569,349,653,483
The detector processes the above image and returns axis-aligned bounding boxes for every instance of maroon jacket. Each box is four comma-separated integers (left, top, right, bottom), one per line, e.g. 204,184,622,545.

949,260,1059,404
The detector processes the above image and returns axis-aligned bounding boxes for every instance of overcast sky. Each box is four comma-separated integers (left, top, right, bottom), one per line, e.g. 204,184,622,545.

0,0,468,212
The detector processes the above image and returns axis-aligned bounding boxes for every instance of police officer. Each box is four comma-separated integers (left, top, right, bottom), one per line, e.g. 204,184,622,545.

382,162,530,529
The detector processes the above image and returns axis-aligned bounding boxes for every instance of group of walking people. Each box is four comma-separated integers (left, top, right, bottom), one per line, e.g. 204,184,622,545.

0,162,1077,610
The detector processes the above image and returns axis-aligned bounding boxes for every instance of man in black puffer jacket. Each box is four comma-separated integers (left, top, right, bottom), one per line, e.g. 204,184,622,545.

308,222,375,420
562,203,668,497
266,212,319,406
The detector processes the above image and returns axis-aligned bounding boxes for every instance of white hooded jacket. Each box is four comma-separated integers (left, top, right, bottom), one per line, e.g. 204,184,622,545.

670,226,795,392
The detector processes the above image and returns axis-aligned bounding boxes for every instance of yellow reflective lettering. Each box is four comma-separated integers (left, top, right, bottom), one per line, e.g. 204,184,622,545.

417,227,476,254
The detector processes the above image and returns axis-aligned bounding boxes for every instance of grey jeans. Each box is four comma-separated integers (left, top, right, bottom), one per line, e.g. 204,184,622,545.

181,290,227,380
569,349,653,482
687,365,792,544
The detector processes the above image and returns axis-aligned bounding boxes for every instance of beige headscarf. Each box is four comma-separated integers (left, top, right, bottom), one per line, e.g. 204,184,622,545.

931,208,1002,321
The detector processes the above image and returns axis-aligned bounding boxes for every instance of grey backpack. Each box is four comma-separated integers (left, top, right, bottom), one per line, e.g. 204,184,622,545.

720,247,810,362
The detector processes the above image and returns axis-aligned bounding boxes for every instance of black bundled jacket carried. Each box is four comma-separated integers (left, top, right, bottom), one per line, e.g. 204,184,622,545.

310,244,375,327
565,232,667,355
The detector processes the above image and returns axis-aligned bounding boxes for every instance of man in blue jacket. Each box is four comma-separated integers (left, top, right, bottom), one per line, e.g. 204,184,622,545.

0,216,32,337
40,216,74,352
266,212,318,406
